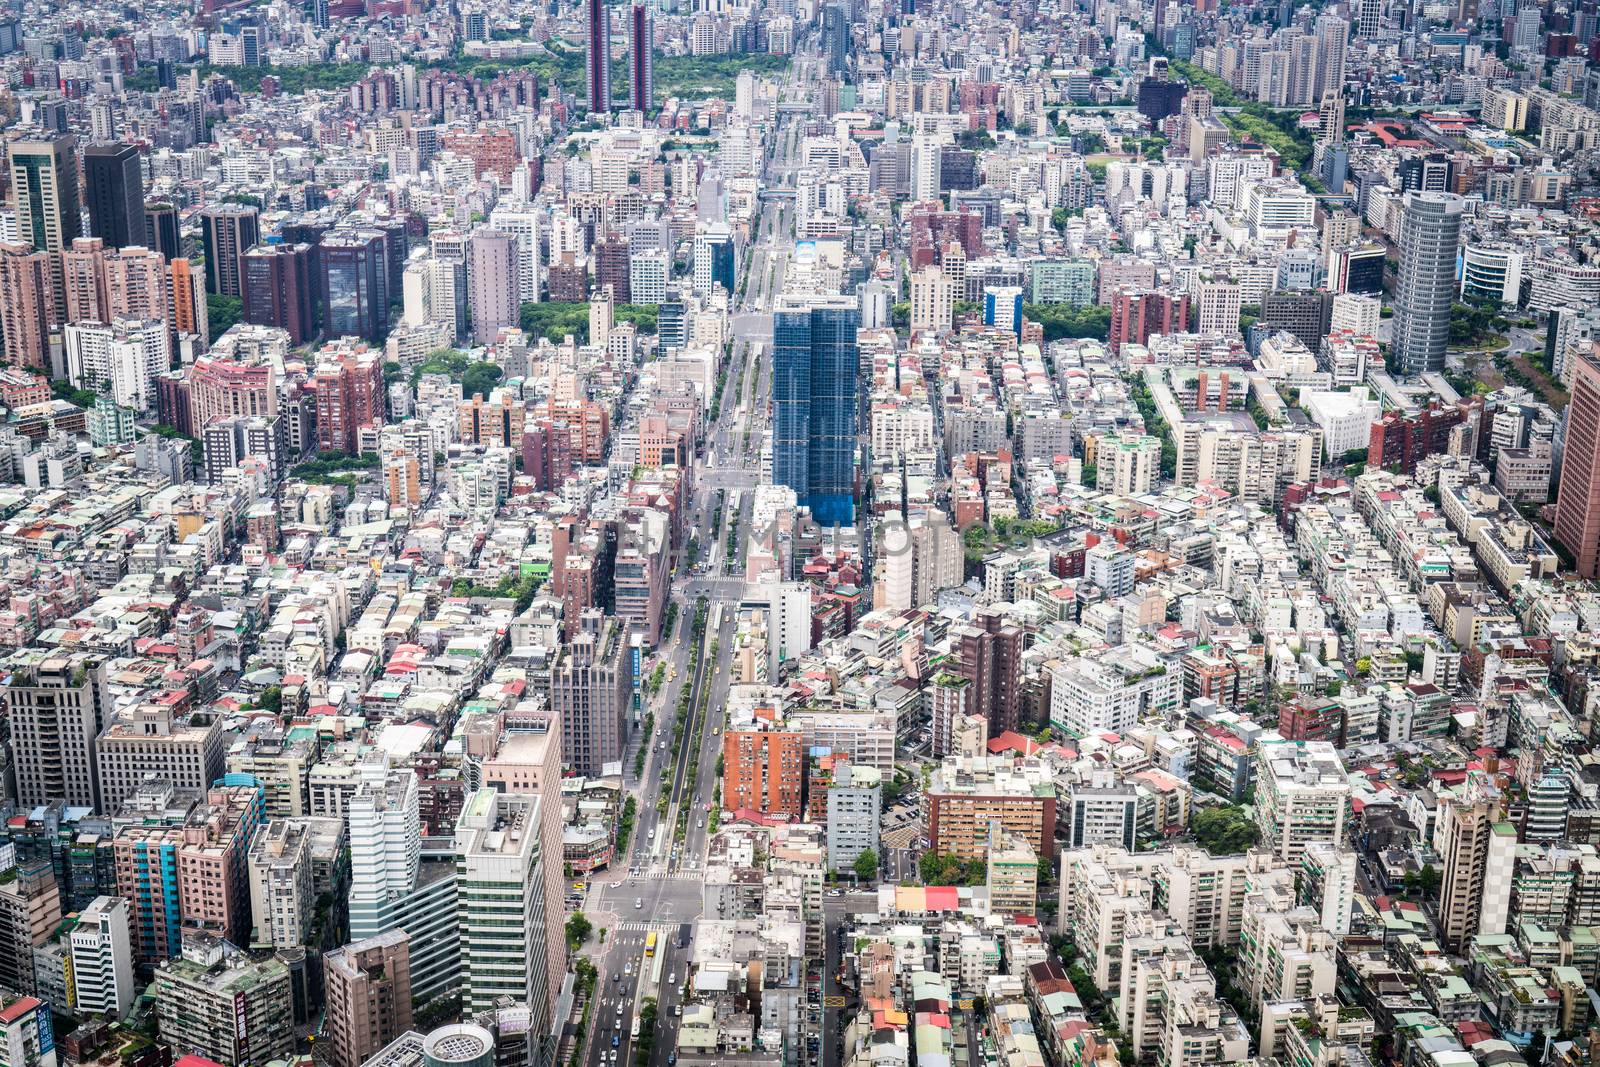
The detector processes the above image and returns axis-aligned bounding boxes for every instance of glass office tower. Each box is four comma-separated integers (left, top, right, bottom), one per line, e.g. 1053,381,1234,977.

772,294,860,527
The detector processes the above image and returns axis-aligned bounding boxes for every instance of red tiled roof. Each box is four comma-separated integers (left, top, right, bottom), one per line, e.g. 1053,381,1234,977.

988,731,1042,755
0,997,40,1023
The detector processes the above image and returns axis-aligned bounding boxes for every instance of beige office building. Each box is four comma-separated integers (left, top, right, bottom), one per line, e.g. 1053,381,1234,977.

97,703,227,811
323,930,415,1067
1432,771,1515,951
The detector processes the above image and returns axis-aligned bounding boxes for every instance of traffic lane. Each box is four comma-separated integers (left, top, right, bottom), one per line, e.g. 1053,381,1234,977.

821,902,845,1067
687,609,739,854
587,888,657,1048
666,574,741,868
820,890,882,1067
589,940,637,1067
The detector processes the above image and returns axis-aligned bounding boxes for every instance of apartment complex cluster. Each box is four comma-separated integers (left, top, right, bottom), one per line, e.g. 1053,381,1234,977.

8,0,1600,1061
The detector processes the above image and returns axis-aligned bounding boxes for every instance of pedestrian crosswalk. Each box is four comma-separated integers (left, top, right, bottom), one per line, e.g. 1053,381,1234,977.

633,869,701,881
615,920,680,933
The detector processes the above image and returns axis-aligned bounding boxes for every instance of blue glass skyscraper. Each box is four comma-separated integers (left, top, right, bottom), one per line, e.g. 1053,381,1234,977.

772,295,860,527
822,3,849,77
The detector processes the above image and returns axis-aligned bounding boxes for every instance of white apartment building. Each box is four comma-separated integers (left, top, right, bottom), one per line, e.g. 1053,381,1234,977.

871,401,936,457
911,135,942,202
789,707,897,772
1061,842,1285,955
1208,154,1273,211
877,516,915,613
347,758,459,1004
692,226,734,296
769,582,814,675
348,759,422,937
1329,292,1380,336
1059,847,1155,993
488,204,542,302
1253,741,1350,861
1304,387,1382,459
1117,911,1251,1067
1048,651,1181,738
825,764,883,871
1244,178,1316,239
1299,843,1357,938
1096,432,1161,496
630,248,670,305
1066,770,1138,850
64,318,171,412
72,896,135,1019
1193,278,1242,337
401,259,432,326
911,267,953,333
1235,877,1337,1010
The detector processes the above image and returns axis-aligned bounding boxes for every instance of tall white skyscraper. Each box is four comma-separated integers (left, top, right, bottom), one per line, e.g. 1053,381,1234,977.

490,204,543,303
769,581,814,674
455,790,555,1067
72,896,135,1019
348,758,460,1004
911,135,942,203
692,225,735,296
1392,191,1465,375
348,758,421,936
630,248,669,305
910,266,953,333
736,69,756,117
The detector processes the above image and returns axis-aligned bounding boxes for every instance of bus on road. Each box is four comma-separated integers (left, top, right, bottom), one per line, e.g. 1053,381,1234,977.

645,931,658,957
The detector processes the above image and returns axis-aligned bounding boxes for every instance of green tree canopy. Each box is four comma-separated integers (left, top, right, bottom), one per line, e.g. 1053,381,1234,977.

854,849,879,882
1401,864,1441,902
1190,804,1259,855
920,852,986,886
566,911,593,950
1024,303,1112,342
207,294,242,339
461,362,504,399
